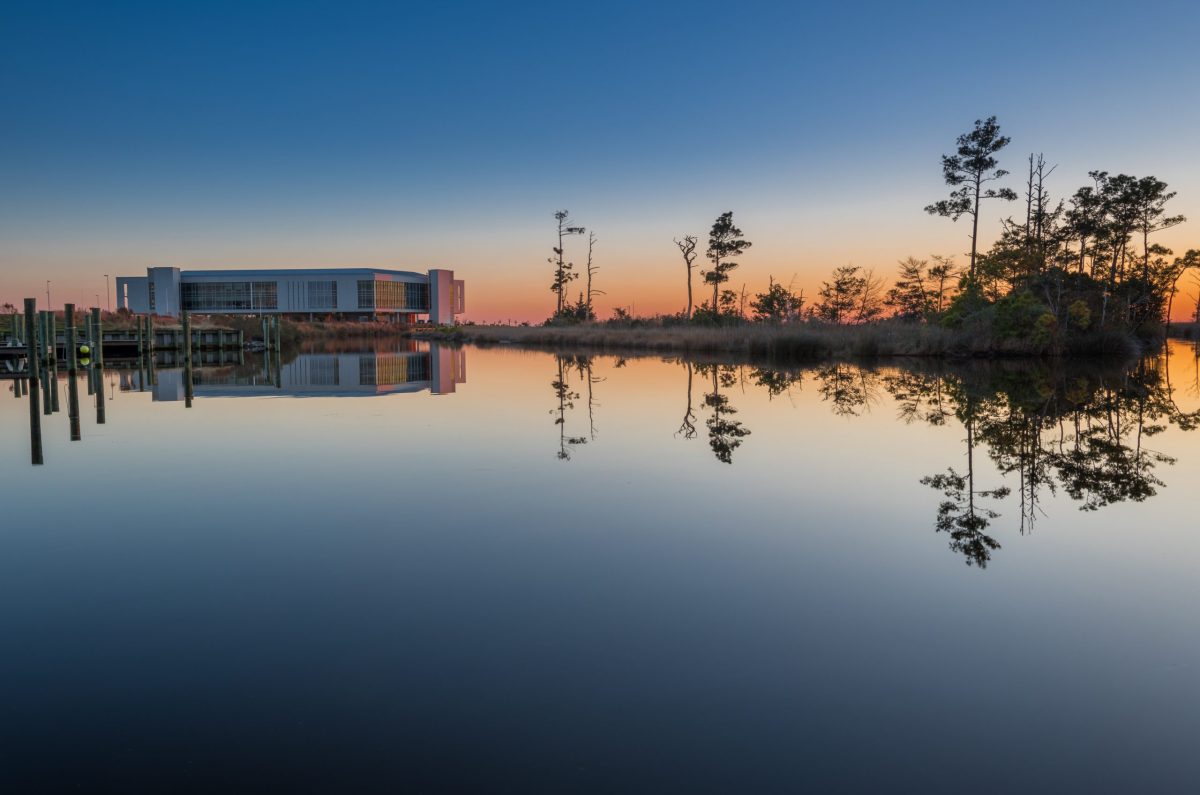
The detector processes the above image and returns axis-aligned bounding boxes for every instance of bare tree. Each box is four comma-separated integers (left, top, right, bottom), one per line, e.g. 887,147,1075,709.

676,361,697,439
585,231,604,317
858,269,885,323
928,255,960,315
674,235,699,319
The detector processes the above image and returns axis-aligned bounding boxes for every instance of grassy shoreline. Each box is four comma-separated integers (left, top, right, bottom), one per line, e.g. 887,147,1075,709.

411,321,1147,362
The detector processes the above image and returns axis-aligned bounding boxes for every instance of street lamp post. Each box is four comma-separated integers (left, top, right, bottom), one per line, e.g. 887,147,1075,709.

104,275,111,312
45,281,51,310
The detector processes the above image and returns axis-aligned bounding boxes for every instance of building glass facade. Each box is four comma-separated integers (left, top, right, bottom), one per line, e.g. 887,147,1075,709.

118,267,461,322
306,280,337,309
182,281,279,311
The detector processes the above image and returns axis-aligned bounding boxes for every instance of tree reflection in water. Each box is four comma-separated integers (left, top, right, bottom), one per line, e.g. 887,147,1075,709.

753,350,1198,566
696,364,750,464
881,354,1200,565
551,348,1196,564
550,354,588,460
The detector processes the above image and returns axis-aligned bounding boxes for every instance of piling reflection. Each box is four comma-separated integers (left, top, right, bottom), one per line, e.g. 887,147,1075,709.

8,333,1199,575
5,343,468,466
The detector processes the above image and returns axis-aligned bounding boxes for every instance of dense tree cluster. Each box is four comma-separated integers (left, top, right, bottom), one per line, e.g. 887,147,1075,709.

543,116,1196,341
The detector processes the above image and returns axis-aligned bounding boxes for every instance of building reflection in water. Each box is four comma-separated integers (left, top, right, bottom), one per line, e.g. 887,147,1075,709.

119,344,466,400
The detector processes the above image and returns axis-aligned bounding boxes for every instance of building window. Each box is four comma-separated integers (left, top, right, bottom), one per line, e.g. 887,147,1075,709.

252,281,278,309
307,280,337,309
406,282,429,310
356,279,430,310
182,281,279,311
357,280,375,309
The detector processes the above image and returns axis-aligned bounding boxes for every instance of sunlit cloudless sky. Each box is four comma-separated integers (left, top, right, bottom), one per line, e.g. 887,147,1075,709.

3,0,1199,320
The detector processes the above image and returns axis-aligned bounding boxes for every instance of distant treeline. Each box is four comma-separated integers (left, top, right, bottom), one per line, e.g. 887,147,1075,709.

540,116,1198,353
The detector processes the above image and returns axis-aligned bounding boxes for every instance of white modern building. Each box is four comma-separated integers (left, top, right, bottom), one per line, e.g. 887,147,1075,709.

115,266,465,324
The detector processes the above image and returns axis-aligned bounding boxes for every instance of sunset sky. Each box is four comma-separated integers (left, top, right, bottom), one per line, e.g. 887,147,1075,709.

3,0,1199,321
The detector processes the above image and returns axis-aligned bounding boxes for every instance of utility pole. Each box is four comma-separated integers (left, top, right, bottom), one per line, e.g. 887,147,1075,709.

45,281,51,309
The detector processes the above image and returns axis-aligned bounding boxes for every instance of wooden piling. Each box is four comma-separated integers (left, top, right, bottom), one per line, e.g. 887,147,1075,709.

91,308,105,424
95,371,106,424
91,308,104,368
47,311,57,371
37,311,47,362
182,310,194,408
41,366,52,416
65,304,77,370
84,315,95,396
67,368,81,441
65,304,80,440
49,308,60,413
24,299,43,464
182,311,193,363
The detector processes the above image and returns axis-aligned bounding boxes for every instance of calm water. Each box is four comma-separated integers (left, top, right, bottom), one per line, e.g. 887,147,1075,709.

2,341,1199,792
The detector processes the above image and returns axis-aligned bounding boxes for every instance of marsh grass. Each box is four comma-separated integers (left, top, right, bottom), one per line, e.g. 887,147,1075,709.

416,320,1143,362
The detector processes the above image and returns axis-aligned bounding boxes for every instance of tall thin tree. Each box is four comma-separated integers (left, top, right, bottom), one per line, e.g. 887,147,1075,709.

1132,176,1185,280
925,116,1018,282
703,212,751,314
585,231,603,317
549,210,585,316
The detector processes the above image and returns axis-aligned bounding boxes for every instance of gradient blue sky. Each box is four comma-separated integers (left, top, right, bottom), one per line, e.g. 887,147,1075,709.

3,0,1199,320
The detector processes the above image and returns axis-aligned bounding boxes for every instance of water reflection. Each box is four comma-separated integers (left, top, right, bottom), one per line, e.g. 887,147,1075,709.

9,339,1200,571
550,354,590,460
888,357,1200,566
118,346,467,400
4,345,468,466
699,364,750,464
635,347,1197,565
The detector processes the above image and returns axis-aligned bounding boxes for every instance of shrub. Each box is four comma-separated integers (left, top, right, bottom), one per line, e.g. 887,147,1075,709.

1067,300,1092,330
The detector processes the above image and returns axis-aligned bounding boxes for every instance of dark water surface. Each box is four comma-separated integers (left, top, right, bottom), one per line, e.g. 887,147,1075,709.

2,341,1199,793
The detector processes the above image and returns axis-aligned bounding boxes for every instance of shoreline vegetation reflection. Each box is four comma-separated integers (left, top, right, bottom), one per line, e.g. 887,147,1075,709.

8,341,1200,570
546,342,1200,567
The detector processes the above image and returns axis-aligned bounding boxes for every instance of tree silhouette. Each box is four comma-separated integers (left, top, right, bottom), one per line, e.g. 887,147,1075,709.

702,212,751,318
549,210,585,317
674,235,699,320
925,116,1018,282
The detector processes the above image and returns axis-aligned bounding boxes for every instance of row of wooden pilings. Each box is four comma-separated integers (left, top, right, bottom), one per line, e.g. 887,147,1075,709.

5,313,250,354
13,298,102,465
11,303,284,466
